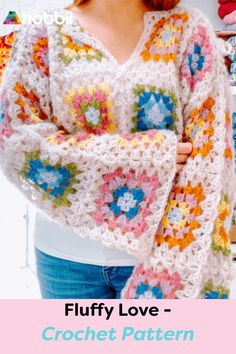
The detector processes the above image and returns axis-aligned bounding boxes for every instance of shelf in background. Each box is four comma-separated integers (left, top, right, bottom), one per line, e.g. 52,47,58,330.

216,30,236,40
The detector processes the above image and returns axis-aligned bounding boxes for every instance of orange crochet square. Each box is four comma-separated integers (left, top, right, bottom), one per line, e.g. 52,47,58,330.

0,32,15,85
14,82,48,123
224,112,233,160
141,13,188,63
185,97,215,158
155,183,205,251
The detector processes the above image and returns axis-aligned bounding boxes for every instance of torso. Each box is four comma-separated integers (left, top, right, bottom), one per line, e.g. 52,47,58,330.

45,8,189,138
26,5,215,268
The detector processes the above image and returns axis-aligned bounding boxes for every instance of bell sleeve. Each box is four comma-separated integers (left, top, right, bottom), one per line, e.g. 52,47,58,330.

0,24,177,257
122,10,236,299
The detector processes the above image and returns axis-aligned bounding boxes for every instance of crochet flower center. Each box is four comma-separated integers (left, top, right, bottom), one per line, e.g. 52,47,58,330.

84,107,100,125
110,186,145,219
147,97,171,124
167,206,183,225
36,168,66,187
188,44,205,76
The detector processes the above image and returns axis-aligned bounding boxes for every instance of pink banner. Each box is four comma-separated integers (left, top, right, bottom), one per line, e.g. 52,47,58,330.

0,300,234,353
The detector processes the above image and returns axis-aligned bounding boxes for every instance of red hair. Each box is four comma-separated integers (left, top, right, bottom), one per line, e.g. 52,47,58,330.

73,0,181,11
146,0,181,10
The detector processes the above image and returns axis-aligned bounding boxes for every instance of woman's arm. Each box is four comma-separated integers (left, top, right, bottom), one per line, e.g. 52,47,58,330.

122,9,236,299
0,23,178,257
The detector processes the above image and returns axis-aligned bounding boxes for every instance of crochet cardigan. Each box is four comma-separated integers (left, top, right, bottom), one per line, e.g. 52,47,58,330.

0,6,235,299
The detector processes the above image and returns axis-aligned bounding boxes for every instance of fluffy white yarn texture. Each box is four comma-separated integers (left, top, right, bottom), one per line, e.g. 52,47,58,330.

0,6,235,298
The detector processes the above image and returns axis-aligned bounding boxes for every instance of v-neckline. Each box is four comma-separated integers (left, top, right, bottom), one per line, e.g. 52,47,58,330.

62,8,161,68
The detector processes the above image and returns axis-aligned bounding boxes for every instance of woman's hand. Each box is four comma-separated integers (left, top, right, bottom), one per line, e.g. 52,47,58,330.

176,142,192,173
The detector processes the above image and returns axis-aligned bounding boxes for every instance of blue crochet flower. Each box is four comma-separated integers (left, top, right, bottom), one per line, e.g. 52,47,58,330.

136,282,164,299
26,159,72,198
152,286,164,299
188,43,205,77
201,281,229,300
204,291,228,299
136,282,149,296
20,151,80,207
136,90,175,131
109,185,144,220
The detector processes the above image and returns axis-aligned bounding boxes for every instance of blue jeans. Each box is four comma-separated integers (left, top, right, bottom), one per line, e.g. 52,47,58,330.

35,248,134,299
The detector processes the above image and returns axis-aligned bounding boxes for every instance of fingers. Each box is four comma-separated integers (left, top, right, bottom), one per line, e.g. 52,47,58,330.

177,154,188,163
176,164,183,173
177,142,192,155
176,142,193,173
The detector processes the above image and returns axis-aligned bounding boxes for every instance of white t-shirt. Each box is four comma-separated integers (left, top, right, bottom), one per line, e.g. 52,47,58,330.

34,211,138,266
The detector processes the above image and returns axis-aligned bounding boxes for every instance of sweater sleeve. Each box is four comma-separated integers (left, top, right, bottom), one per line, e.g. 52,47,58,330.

121,10,236,299
0,24,177,257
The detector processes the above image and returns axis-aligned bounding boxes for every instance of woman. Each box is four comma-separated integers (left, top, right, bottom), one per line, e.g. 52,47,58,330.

0,0,235,299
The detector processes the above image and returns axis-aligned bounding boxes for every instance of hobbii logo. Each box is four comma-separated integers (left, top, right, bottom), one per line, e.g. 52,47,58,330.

21,10,73,25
